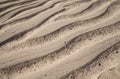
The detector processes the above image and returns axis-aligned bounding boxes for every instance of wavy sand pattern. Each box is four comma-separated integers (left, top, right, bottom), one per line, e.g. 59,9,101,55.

0,0,120,79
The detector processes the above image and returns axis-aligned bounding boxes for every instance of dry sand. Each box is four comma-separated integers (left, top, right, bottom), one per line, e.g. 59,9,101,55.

0,0,120,79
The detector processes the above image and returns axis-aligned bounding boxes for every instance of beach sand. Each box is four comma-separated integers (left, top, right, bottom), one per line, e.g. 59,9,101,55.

0,0,120,79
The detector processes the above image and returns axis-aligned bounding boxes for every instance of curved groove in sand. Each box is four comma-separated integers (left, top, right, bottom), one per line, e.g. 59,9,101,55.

0,0,120,79
0,21,120,69
4,32,120,79
7,1,118,47
0,0,48,24
0,3,65,43
0,0,119,47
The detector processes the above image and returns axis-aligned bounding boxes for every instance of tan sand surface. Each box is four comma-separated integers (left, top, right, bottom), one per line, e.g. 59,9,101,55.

0,0,120,79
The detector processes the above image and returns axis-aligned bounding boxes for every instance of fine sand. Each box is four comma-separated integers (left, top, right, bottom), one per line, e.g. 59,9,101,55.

0,0,120,79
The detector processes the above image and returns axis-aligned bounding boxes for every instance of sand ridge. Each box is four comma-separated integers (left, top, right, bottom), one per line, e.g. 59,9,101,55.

0,0,120,79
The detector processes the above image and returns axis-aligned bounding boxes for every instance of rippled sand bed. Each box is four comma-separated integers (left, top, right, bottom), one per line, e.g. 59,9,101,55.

0,0,120,79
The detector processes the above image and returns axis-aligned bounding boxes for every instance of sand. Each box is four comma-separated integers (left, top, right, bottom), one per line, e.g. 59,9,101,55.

0,0,120,79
